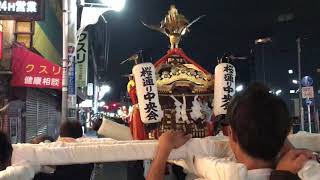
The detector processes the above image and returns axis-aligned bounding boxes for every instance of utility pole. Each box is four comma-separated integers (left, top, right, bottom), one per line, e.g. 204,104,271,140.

61,0,126,121
297,38,304,131
62,0,77,121
67,0,78,120
262,44,266,84
61,0,69,122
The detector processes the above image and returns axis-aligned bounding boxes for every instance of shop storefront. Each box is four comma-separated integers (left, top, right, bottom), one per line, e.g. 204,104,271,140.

0,0,63,142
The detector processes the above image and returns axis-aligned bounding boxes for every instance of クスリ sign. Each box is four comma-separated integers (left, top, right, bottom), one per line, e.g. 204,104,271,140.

11,46,62,89
0,0,44,21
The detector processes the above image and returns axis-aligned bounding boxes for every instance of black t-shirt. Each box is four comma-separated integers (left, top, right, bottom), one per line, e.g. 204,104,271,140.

270,170,300,180
34,163,94,180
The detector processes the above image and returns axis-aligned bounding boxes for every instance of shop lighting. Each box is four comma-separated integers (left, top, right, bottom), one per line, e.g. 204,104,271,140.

292,80,298,84
275,89,282,96
255,37,272,44
98,101,105,107
235,85,244,92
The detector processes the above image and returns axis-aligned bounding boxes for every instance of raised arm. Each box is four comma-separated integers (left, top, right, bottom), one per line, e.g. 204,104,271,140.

146,131,191,180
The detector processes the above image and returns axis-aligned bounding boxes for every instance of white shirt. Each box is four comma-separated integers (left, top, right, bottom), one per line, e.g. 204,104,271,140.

248,168,272,180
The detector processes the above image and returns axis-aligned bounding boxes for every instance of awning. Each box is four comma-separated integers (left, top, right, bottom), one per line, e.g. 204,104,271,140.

11,45,62,89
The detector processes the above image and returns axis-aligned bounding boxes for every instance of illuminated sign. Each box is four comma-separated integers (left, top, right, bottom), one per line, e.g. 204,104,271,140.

0,0,44,21
11,46,62,89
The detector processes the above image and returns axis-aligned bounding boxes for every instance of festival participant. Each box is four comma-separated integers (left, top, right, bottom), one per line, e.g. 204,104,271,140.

31,135,56,179
1,130,41,180
146,131,191,180
147,83,313,180
31,135,55,144
0,131,13,171
34,121,94,180
270,149,312,180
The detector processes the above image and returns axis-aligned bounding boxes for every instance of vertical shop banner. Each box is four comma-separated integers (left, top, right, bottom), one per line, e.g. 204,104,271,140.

67,44,76,108
11,46,62,89
76,31,88,87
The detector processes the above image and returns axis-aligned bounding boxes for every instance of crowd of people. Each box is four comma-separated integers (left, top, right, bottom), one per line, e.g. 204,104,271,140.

0,82,319,180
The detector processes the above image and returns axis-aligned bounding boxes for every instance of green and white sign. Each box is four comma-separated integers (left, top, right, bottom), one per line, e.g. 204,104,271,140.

76,31,89,88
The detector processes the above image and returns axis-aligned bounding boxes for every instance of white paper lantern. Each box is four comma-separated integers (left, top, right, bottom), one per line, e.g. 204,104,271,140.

132,63,163,124
213,63,236,116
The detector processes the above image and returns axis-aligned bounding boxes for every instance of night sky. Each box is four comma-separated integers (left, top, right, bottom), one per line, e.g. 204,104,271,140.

89,0,320,101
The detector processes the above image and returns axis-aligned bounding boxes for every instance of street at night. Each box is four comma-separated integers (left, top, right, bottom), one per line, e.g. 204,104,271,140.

0,0,320,179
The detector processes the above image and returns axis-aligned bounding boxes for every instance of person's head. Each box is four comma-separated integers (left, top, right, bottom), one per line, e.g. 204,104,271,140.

31,135,55,144
92,118,103,131
226,83,291,163
0,131,13,170
59,120,83,139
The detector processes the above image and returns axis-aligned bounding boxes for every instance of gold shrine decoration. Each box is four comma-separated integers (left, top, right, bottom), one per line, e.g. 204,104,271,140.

142,5,205,49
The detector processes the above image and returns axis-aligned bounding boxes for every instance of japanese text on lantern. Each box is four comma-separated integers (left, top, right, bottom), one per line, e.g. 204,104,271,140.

141,66,158,121
221,64,234,110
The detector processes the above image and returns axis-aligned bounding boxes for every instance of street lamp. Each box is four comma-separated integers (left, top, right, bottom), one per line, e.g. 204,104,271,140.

292,79,298,84
100,84,111,94
98,84,111,100
290,90,296,94
275,89,282,96
288,69,293,74
77,0,126,36
236,85,244,92
100,0,126,12
255,37,272,84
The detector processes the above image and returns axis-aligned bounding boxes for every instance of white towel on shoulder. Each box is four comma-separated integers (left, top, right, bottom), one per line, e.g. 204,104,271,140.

298,160,320,180
0,161,40,180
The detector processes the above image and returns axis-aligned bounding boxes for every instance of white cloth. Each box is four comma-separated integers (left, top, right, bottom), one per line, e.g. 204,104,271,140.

298,160,320,180
189,156,247,180
247,168,272,180
288,131,320,152
12,132,320,165
0,161,40,180
97,118,133,140
174,157,272,180
9,132,320,180
12,136,230,165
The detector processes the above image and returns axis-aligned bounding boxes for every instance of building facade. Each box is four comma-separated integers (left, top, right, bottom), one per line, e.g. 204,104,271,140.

0,0,63,142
